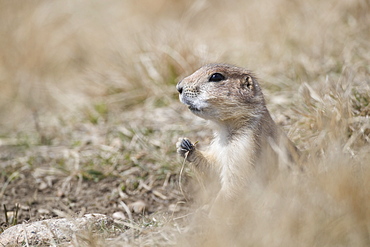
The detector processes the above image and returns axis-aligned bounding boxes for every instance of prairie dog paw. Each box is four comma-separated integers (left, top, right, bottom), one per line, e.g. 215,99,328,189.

176,138,195,157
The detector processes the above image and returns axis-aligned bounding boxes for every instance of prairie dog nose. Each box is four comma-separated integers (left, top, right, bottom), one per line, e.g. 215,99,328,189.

176,81,183,94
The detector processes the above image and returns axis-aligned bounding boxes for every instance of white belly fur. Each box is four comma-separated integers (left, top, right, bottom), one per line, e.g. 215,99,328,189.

209,129,255,197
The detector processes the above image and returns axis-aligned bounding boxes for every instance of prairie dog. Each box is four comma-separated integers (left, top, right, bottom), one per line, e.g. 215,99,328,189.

176,64,299,200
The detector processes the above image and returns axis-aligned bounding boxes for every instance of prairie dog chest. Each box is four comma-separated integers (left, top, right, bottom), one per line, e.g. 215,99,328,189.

208,130,256,191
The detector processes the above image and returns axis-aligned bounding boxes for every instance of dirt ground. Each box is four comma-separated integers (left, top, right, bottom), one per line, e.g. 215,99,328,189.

0,106,199,233
0,159,183,225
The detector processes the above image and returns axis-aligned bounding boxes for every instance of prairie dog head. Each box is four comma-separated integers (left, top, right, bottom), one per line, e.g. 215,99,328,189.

177,64,266,122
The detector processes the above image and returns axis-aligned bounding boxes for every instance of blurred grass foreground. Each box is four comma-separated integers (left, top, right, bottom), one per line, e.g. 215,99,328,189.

0,0,370,246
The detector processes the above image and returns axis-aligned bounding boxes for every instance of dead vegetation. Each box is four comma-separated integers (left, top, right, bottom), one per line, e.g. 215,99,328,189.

0,0,369,246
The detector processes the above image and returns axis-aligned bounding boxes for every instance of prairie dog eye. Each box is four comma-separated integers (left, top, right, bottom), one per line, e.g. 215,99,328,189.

209,73,225,82
246,76,253,89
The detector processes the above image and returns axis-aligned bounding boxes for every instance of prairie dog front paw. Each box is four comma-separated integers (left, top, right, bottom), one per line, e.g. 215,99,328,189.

176,138,195,158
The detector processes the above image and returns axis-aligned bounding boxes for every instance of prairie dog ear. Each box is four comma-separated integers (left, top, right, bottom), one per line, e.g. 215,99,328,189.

241,75,254,90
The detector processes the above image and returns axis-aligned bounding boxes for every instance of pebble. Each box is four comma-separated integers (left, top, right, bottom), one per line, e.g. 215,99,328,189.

37,208,50,214
112,211,126,220
129,200,146,214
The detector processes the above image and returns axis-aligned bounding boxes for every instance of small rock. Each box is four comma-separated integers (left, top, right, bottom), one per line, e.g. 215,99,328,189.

112,211,126,220
168,204,180,212
37,208,50,215
19,204,30,211
0,213,113,246
38,181,48,190
57,188,65,197
110,138,122,150
129,200,146,214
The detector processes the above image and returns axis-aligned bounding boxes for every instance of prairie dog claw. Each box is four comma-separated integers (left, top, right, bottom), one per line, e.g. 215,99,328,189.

176,138,194,157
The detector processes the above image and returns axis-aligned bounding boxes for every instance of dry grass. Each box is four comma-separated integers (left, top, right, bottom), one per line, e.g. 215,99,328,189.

0,0,369,246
